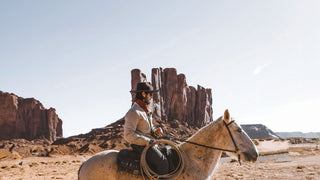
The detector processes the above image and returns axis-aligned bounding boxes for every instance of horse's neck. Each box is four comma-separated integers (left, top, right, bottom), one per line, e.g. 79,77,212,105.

179,119,226,179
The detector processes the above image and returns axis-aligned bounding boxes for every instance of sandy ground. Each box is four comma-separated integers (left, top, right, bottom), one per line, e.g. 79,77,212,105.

0,155,88,180
212,150,320,180
1,143,319,180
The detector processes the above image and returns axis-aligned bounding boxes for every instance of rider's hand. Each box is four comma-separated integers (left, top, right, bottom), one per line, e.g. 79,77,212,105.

154,127,163,137
148,139,157,146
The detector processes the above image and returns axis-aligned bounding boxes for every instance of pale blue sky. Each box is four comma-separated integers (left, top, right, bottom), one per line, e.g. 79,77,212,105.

1,1,319,137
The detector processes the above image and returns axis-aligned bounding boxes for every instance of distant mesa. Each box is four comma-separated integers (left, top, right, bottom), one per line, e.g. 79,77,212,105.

241,124,282,139
276,132,320,139
241,124,320,139
0,91,63,142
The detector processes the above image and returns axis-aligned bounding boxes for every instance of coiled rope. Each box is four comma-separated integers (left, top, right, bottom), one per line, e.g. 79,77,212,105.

140,139,185,180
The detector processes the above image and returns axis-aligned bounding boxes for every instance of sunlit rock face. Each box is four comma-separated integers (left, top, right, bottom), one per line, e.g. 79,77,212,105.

0,91,62,142
241,124,281,139
131,68,213,127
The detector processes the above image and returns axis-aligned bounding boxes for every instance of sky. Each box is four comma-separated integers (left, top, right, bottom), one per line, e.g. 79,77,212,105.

1,1,319,137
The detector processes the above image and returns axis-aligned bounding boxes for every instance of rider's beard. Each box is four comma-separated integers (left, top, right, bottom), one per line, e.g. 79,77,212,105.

143,97,151,104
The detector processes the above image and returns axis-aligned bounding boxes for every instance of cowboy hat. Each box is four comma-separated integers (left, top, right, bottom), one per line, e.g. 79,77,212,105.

130,82,159,93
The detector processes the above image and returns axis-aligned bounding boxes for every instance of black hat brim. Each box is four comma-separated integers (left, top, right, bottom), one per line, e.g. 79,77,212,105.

130,89,159,93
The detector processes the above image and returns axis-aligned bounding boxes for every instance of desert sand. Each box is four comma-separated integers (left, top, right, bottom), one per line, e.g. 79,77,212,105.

0,140,319,180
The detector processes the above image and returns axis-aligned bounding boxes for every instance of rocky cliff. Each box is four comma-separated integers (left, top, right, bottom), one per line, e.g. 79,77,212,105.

131,68,213,127
0,91,62,142
276,132,320,139
241,124,281,139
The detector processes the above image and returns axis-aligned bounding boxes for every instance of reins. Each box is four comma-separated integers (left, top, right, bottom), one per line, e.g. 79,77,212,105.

164,120,239,153
164,119,242,164
164,136,237,153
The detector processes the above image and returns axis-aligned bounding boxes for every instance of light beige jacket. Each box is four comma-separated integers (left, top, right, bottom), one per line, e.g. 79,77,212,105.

124,103,154,146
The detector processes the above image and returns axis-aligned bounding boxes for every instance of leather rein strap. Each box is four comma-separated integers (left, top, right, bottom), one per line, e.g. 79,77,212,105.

167,120,239,154
165,120,242,165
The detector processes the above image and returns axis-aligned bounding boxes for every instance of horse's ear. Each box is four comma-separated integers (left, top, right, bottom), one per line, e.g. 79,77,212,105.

224,109,230,123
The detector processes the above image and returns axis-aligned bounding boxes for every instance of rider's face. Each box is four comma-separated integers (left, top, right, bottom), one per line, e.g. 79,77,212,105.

142,92,152,104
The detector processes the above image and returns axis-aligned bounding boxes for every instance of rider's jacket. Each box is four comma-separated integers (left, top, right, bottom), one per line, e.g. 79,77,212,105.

124,103,154,146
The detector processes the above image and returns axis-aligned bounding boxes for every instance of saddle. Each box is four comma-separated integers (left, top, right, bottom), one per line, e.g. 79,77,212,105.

117,144,179,176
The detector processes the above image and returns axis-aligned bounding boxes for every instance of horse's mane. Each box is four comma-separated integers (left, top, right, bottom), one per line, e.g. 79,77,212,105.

186,116,223,141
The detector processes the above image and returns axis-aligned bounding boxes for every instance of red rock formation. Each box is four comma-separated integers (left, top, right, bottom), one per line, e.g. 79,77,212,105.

131,69,147,100
131,68,213,127
0,91,62,142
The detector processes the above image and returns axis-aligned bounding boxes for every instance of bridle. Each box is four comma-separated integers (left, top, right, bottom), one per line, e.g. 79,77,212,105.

222,120,240,153
165,119,242,165
223,120,241,165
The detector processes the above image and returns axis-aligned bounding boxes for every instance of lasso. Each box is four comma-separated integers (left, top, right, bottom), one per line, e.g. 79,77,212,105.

140,139,185,180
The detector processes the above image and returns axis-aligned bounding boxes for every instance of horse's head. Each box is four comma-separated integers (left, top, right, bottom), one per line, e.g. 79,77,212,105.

221,109,258,162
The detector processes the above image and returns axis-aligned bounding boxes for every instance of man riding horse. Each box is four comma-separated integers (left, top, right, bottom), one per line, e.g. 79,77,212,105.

124,82,169,175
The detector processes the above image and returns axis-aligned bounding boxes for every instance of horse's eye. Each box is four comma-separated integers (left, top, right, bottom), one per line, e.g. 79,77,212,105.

237,128,242,132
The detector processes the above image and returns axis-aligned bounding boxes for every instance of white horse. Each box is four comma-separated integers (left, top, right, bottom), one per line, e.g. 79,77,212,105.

78,109,258,180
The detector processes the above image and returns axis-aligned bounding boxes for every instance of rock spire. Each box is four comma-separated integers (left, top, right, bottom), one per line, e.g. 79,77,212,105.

131,68,213,127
